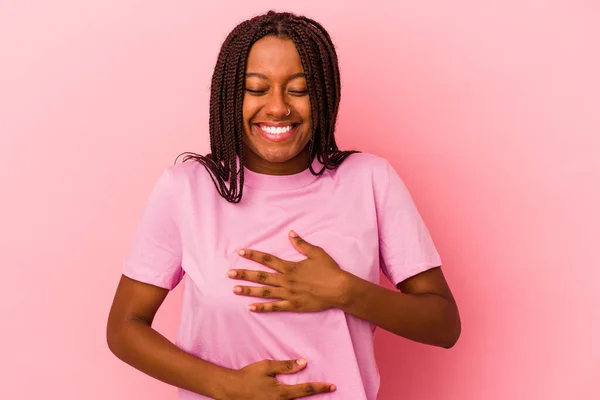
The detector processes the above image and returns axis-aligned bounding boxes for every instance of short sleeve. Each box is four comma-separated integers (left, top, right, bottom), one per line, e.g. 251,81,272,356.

375,160,442,286
122,168,184,290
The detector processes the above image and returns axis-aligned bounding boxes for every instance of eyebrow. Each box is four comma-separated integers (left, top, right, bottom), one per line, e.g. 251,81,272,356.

245,72,306,80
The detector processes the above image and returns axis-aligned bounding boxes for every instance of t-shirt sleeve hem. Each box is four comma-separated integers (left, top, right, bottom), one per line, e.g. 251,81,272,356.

122,265,181,290
386,260,442,287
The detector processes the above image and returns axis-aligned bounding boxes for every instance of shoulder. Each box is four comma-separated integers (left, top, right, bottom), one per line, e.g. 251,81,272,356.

162,159,213,186
148,160,219,202
332,152,410,200
331,151,392,178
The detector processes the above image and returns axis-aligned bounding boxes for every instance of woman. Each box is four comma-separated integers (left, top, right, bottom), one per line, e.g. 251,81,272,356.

107,10,461,400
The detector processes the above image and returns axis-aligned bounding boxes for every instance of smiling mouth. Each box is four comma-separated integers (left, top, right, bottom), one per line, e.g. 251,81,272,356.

256,123,298,134
254,123,300,142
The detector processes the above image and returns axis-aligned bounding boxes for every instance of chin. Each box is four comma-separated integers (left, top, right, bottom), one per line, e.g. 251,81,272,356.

258,149,299,163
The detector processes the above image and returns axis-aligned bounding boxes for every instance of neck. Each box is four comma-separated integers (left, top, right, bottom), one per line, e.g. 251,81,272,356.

242,147,311,176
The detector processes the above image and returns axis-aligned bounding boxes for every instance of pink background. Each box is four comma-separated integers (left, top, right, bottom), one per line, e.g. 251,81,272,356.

1,1,598,399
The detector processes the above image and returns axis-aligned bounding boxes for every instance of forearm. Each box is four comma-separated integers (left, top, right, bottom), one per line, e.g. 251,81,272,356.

107,319,232,399
337,273,461,348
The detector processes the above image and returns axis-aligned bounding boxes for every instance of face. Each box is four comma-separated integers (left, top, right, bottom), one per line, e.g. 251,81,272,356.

242,35,313,175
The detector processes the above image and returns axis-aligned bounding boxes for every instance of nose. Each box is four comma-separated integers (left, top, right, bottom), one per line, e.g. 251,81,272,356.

264,89,289,118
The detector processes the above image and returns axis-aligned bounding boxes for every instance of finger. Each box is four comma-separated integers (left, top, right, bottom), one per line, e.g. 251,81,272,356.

266,358,308,375
283,382,337,398
288,230,320,257
248,300,290,313
227,269,280,286
238,249,287,273
233,285,285,300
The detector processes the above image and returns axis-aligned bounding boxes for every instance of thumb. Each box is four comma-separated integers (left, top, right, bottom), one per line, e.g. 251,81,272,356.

288,230,316,256
269,358,308,375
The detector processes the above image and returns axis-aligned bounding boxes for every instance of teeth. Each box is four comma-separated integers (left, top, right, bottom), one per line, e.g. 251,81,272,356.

260,125,293,135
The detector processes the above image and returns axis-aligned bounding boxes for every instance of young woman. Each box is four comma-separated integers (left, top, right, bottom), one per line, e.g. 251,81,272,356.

107,11,461,400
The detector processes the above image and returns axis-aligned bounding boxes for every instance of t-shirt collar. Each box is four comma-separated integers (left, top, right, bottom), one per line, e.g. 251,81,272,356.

242,157,324,190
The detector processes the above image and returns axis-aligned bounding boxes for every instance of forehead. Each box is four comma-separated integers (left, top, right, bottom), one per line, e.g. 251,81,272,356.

246,36,304,76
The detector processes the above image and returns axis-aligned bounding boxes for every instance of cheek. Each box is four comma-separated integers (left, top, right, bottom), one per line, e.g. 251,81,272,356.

242,96,258,121
294,98,312,122
242,107,250,124
302,107,313,133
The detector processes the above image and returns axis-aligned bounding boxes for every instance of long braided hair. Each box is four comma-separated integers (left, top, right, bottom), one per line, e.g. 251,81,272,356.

176,11,360,203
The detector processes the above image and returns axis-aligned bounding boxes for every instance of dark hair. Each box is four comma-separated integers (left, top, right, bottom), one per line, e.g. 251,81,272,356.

176,10,360,203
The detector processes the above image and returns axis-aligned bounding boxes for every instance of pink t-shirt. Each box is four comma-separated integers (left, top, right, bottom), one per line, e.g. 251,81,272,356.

122,152,441,399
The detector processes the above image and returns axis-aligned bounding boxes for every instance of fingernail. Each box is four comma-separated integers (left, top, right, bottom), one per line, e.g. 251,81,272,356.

238,249,246,256
233,286,242,294
248,305,256,311
289,230,298,238
227,270,237,277
330,384,336,391
296,358,306,366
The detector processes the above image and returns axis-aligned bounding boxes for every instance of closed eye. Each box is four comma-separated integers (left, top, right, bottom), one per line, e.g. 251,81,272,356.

245,89,266,95
245,88,308,96
288,90,308,96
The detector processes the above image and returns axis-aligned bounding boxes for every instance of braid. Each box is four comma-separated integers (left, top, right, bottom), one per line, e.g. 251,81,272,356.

176,11,360,203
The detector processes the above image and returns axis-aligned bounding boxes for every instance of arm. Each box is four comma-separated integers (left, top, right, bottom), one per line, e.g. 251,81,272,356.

229,232,461,349
112,171,335,399
336,266,461,348
227,160,459,347
106,275,231,398
354,159,461,348
107,275,335,399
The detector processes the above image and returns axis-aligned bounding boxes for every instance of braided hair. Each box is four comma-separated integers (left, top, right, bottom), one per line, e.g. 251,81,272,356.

176,10,360,203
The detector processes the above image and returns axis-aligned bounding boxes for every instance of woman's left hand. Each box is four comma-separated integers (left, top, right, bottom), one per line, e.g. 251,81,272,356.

228,230,351,313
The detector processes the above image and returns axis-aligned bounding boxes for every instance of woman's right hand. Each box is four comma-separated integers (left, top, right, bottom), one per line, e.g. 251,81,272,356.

220,358,336,400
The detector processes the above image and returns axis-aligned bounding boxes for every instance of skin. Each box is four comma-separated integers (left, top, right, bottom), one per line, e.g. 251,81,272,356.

106,34,460,400
234,35,460,348
231,231,461,349
242,35,313,175
106,36,335,400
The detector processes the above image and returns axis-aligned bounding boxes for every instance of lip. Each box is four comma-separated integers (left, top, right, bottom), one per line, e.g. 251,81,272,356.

253,121,299,127
253,122,299,143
